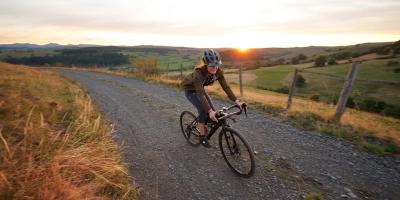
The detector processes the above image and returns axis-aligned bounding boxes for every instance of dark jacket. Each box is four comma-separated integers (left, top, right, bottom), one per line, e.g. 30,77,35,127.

181,66,237,111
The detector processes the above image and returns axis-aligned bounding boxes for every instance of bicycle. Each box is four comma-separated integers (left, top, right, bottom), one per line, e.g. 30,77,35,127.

179,103,255,177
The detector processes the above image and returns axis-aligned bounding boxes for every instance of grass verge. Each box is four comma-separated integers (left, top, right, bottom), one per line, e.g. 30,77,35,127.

0,62,137,199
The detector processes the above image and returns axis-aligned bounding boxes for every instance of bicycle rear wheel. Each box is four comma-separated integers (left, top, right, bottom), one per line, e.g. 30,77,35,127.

219,127,255,177
180,111,200,146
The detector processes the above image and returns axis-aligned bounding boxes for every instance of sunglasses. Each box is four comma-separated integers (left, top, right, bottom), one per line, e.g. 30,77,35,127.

207,65,219,68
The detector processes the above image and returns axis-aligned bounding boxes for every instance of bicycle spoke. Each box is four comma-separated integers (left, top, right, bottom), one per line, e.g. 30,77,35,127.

180,111,200,146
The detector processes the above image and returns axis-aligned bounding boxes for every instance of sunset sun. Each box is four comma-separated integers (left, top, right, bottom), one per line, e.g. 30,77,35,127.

238,47,248,53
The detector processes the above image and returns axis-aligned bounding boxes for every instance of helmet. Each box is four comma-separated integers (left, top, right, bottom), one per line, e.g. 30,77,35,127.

202,49,222,66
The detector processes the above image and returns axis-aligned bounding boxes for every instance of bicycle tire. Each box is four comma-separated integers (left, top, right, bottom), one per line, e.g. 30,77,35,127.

219,127,255,177
180,111,200,146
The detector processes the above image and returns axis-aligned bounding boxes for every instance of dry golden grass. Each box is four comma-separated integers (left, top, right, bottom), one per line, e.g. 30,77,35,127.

0,62,137,199
206,84,400,145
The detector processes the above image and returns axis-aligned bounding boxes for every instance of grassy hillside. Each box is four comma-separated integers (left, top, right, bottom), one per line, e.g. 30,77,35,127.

0,62,137,199
316,42,392,57
1,41,394,71
301,58,400,105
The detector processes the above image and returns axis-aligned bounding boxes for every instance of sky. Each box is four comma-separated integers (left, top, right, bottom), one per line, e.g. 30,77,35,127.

0,0,399,48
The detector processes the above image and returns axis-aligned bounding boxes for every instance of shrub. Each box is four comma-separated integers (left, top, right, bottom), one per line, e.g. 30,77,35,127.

332,52,351,60
355,98,386,113
132,57,159,76
274,86,289,94
382,105,400,117
387,60,399,66
331,96,356,109
291,57,299,65
295,74,306,87
346,97,356,108
298,53,307,61
327,58,337,65
310,94,320,101
314,56,326,67
331,94,339,105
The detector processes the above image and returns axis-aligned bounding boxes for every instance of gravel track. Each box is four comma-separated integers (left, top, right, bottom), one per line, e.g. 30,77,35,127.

59,70,400,200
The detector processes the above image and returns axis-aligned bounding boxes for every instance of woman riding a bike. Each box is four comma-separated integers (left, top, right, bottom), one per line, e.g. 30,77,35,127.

181,49,244,148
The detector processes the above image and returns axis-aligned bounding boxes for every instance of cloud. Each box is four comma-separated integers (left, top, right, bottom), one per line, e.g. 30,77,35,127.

0,0,399,46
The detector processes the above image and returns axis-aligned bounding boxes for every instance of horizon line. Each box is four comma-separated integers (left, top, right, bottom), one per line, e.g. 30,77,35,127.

0,40,397,49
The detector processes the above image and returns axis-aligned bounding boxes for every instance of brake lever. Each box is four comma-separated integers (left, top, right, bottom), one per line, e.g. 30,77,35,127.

242,103,247,117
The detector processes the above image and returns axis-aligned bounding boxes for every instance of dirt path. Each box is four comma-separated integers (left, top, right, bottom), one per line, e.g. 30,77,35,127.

59,70,400,200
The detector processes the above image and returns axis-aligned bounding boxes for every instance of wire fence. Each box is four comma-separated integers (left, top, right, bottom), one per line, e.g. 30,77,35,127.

121,59,400,119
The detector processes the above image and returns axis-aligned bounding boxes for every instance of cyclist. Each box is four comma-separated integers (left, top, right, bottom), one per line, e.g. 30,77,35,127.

181,49,243,147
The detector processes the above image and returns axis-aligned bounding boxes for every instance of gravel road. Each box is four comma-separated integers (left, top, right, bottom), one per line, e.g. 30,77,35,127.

59,70,400,200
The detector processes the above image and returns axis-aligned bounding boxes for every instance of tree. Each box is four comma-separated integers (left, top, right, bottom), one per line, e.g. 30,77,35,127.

132,57,159,76
393,40,400,55
291,57,299,65
314,56,326,67
327,58,337,65
292,54,307,65
298,54,307,61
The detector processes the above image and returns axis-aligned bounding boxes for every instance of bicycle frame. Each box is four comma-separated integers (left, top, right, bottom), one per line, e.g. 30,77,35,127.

188,116,226,140
190,104,245,140
206,118,228,140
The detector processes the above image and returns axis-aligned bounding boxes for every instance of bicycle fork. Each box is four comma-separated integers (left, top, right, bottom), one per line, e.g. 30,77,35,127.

223,129,240,155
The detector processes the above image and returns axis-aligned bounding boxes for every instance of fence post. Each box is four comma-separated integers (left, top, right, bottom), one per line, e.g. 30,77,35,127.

166,62,169,77
180,63,183,80
334,62,360,121
239,63,243,97
286,68,299,110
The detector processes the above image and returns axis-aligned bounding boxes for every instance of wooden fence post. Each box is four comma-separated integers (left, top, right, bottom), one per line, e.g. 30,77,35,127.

239,63,243,97
286,68,299,110
334,62,360,121
180,63,183,80
166,62,169,77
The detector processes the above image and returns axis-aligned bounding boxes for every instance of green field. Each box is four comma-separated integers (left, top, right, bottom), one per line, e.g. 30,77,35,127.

248,63,312,89
0,46,202,71
244,58,400,106
120,49,201,71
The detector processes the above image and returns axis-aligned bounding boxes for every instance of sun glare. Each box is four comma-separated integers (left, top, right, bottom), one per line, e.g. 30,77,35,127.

238,48,248,53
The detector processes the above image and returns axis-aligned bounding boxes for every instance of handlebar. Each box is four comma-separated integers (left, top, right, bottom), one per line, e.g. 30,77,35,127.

216,103,247,121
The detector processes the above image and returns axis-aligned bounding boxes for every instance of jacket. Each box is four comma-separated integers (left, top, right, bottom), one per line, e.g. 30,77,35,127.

181,66,237,111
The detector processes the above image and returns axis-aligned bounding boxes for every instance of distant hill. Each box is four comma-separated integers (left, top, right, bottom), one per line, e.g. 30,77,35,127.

219,42,394,63
0,41,398,69
0,43,100,50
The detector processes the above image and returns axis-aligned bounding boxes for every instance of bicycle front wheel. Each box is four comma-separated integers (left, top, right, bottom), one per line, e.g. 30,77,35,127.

180,111,200,146
219,127,255,177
